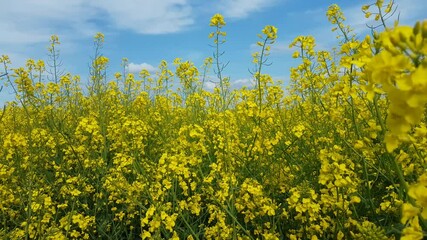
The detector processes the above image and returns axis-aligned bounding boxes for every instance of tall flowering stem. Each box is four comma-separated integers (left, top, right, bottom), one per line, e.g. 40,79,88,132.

253,25,278,111
209,13,229,110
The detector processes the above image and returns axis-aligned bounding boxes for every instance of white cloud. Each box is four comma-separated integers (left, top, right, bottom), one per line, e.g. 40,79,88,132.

127,62,157,73
0,0,285,59
218,0,278,19
232,78,254,88
203,81,216,91
0,0,195,48
0,0,99,45
91,0,194,34
271,42,293,54
201,77,253,91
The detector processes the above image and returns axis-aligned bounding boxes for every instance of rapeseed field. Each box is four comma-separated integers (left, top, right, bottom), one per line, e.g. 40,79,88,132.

1,1,427,239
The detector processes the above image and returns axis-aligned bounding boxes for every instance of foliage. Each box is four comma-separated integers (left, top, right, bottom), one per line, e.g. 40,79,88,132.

1,0,427,239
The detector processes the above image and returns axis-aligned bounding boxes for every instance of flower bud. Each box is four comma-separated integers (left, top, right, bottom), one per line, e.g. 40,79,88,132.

389,35,399,46
399,32,408,42
422,21,427,39
413,21,421,36
373,31,380,40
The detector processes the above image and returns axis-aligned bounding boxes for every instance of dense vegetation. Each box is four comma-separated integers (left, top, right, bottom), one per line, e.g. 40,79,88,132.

1,1,427,239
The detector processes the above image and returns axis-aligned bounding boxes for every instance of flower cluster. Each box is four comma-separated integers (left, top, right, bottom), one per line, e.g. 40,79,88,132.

1,2,427,239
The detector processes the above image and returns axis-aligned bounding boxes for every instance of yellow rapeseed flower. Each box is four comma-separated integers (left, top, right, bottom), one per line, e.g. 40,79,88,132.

209,13,226,27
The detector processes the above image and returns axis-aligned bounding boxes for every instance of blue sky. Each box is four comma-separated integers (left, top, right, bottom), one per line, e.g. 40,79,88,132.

1,0,426,104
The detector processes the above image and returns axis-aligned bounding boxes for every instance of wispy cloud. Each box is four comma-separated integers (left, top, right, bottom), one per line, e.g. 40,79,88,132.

0,0,285,63
290,0,427,52
343,0,427,31
0,0,194,48
91,0,194,34
232,77,254,88
127,62,157,73
346,0,427,36
0,0,199,77
218,0,279,19
0,0,99,46
202,76,254,91
203,81,216,91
